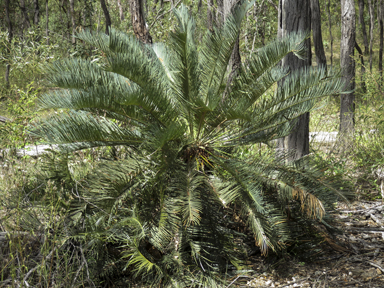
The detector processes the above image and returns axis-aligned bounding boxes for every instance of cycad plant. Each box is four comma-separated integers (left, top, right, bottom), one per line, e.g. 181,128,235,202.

32,1,350,286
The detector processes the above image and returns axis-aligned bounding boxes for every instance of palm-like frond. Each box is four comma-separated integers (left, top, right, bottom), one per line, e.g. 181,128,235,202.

32,0,352,285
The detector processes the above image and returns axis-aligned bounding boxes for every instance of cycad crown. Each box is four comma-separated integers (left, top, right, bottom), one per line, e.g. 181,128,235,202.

32,1,350,285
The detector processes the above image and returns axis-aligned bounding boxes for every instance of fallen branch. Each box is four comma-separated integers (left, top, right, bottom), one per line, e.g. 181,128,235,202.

370,213,384,225
367,261,384,273
0,116,11,123
337,204,384,214
346,227,384,232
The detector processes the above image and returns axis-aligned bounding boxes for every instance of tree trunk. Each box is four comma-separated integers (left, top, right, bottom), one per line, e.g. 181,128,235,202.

207,0,214,31
368,0,375,72
46,0,49,45
33,0,40,25
100,0,112,35
340,0,356,136
358,0,369,54
326,0,333,67
19,0,31,31
379,0,384,81
277,0,311,161
224,0,241,87
117,0,125,21
216,0,224,26
69,0,76,43
310,0,327,69
198,0,202,13
129,0,152,43
82,0,93,29
355,41,367,93
4,0,13,89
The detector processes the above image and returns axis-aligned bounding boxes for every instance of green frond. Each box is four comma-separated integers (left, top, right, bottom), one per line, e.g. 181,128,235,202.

125,244,163,277
30,110,143,148
198,1,254,108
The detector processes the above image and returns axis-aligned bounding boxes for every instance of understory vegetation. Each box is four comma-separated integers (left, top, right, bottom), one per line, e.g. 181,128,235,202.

1,0,384,287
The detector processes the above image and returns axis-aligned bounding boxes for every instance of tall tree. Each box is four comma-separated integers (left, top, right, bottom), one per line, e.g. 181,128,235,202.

129,0,152,43
368,0,375,71
310,0,327,68
216,0,224,26
33,0,40,25
379,0,384,80
19,0,31,31
340,0,356,136
358,0,369,54
207,0,214,31
117,0,125,21
100,0,112,35
224,0,241,89
326,0,334,66
4,0,13,89
277,0,311,161
69,0,76,43
46,0,49,44
355,41,367,93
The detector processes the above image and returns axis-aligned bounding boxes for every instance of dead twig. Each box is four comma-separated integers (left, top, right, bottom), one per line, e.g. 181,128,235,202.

148,0,182,33
367,261,384,273
23,247,57,285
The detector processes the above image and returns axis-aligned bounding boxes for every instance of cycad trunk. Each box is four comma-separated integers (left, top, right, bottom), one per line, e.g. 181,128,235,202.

339,0,356,136
277,0,311,161
130,0,152,44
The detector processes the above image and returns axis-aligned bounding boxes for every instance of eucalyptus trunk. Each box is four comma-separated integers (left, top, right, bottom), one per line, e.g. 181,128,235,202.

310,0,327,69
355,41,367,93
326,0,333,67
117,0,125,21
69,0,76,43
34,0,40,25
224,0,241,88
379,0,383,81
216,0,224,26
100,0,112,35
368,0,375,72
19,0,31,31
207,0,214,31
46,0,49,45
129,0,152,43
358,0,369,54
4,0,13,89
340,0,356,136
277,0,311,161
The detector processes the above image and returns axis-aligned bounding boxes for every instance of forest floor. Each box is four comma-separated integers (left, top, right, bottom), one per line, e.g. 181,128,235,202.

240,200,384,288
